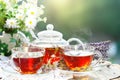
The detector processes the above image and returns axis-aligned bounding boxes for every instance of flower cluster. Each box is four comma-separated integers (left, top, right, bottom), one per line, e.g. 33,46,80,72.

0,0,6,32
0,0,47,35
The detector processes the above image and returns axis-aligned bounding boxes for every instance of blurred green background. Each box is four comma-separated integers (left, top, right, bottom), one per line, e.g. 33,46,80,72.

36,0,120,63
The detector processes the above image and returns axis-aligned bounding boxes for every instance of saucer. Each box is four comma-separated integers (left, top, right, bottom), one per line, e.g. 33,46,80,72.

0,60,21,74
0,60,43,75
57,60,112,76
57,67,93,76
0,61,56,80
56,67,100,80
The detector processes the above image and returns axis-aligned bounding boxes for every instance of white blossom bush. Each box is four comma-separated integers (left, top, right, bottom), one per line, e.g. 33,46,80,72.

0,0,47,56
3,0,47,35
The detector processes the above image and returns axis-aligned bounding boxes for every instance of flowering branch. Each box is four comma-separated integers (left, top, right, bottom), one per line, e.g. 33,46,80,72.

0,0,47,36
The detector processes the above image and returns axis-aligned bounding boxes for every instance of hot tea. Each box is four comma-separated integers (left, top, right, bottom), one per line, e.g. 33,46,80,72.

63,50,94,71
12,46,44,74
13,56,44,74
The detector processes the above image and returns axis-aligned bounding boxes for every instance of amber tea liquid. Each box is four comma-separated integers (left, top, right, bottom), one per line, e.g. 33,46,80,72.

63,51,94,71
13,56,43,74
43,47,63,64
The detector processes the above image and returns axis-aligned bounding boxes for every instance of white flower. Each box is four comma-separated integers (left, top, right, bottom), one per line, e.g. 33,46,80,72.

5,18,19,28
38,8,44,15
16,0,22,2
40,5,45,9
19,1,30,9
38,17,47,23
27,7,38,18
18,1,26,9
43,17,47,23
2,0,9,3
25,18,37,29
26,0,38,5
22,2,36,10
17,7,24,13
3,0,14,10
16,13,24,20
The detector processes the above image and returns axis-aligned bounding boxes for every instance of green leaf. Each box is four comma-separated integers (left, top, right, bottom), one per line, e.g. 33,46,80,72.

4,51,12,56
0,29,2,32
15,39,21,47
0,40,11,56
2,43,8,48
10,37,17,43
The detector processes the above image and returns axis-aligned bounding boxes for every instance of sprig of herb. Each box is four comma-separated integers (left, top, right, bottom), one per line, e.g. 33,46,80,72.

0,40,11,56
0,1,6,32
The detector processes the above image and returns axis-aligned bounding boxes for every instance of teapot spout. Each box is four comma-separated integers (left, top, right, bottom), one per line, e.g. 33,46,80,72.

29,30,39,40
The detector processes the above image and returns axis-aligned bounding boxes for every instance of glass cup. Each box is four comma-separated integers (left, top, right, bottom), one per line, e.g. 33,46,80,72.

63,38,102,72
11,46,45,74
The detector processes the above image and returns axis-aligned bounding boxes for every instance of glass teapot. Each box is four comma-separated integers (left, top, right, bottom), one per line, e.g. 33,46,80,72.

31,24,69,64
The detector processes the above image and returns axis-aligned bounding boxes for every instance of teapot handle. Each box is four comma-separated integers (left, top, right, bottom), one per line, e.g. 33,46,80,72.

67,38,85,50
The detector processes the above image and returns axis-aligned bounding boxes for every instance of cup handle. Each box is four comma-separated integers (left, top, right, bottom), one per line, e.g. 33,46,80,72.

91,50,103,67
67,38,85,50
10,57,18,71
10,50,20,72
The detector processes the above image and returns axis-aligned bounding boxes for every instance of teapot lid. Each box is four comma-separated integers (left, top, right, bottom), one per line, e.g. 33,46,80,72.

34,24,68,47
37,24,63,41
